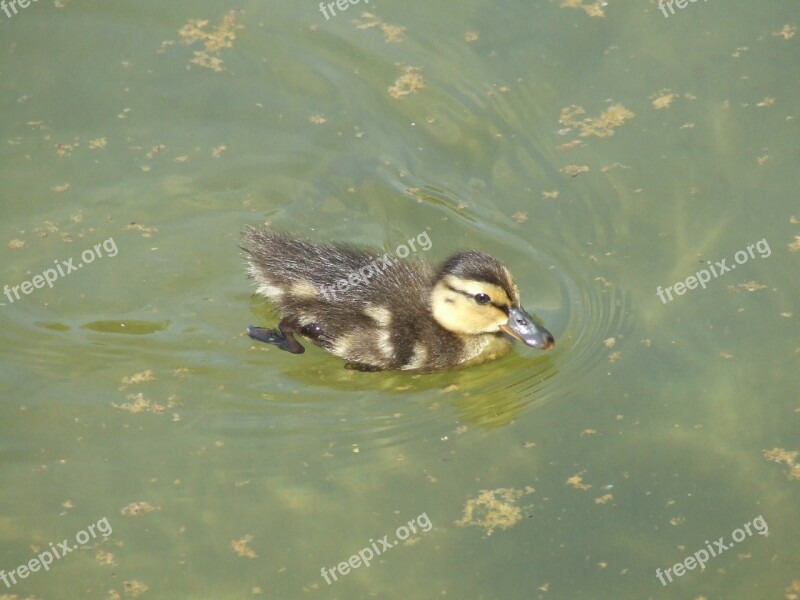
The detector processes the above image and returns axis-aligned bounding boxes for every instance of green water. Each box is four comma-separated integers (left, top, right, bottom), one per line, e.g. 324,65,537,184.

1,1,798,598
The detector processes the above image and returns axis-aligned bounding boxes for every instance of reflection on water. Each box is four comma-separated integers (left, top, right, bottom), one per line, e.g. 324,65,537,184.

80,320,172,334
1,1,798,598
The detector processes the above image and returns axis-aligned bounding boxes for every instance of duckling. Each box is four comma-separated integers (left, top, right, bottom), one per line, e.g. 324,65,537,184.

242,227,554,372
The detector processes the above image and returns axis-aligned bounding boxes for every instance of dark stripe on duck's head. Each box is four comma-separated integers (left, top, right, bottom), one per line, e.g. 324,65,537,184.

436,251,519,305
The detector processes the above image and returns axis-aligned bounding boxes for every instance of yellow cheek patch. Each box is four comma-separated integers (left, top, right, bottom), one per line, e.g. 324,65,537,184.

454,305,507,334
431,281,509,335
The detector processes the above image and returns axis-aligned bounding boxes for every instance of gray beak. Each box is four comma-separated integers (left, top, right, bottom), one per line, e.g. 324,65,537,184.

500,307,555,350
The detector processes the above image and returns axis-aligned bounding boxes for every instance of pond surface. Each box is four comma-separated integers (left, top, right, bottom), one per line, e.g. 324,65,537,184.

1,1,798,598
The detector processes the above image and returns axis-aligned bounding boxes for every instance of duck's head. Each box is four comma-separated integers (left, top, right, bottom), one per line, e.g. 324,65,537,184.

430,251,555,349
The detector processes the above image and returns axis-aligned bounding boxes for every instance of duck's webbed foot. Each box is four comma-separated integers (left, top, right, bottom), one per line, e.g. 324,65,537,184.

248,318,305,354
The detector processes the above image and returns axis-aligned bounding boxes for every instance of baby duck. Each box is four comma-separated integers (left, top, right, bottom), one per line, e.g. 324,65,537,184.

243,227,554,372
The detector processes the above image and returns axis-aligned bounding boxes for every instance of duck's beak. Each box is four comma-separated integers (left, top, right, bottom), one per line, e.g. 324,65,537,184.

500,307,555,350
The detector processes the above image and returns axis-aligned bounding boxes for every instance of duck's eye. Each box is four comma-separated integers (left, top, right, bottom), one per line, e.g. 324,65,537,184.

474,293,491,305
